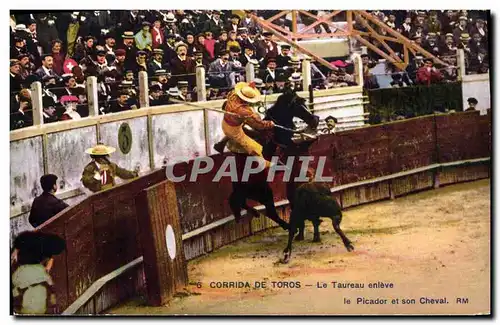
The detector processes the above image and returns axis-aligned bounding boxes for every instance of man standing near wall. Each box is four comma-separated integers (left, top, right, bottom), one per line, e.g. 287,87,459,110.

81,144,139,193
28,174,69,228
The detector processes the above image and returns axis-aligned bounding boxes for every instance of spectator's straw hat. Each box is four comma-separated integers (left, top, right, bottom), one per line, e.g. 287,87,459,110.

460,33,470,41
279,43,291,50
85,144,116,155
445,33,454,38
253,78,264,88
154,69,168,76
15,24,27,31
142,21,151,27
459,16,467,21
10,59,20,67
237,27,248,34
168,87,180,96
175,42,188,51
122,31,135,39
288,72,303,82
153,48,164,55
235,82,261,103
288,56,301,64
177,81,188,89
165,13,177,23
427,32,437,37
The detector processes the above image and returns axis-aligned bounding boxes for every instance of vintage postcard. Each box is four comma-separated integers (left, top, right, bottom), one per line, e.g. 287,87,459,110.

9,9,491,316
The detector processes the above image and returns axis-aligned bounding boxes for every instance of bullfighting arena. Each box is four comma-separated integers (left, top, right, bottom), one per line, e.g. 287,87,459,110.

110,178,490,315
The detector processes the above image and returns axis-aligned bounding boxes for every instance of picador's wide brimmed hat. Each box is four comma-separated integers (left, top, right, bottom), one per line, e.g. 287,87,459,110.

235,82,261,103
86,144,116,155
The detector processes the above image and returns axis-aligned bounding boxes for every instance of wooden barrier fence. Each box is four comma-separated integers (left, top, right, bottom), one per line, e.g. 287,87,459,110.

35,110,490,315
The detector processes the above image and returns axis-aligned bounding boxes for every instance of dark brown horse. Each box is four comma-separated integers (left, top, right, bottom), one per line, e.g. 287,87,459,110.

225,89,320,230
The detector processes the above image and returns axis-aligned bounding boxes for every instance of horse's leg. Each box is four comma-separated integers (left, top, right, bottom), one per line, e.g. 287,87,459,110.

229,182,248,223
332,214,354,252
312,218,321,242
283,211,298,264
295,219,305,241
259,183,290,231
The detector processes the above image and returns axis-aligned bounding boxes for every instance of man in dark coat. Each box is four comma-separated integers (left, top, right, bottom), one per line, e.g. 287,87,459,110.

169,42,196,89
117,32,138,71
28,174,69,228
275,43,291,69
148,48,167,75
35,14,59,54
10,60,23,93
203,10,224,37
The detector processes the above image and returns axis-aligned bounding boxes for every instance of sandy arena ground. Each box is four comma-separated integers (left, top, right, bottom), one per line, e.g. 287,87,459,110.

109,179,490,315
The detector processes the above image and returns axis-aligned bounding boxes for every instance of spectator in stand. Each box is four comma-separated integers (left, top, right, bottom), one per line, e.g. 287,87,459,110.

18,53,35,80
42,97,59,124
110,48,126,77
457,33,471,54
170,42,196,89
226,31,240,52
109,91,133,113
226,14,241,34
10,37,27,60
240,10,261,34
468,47,488,74
261,31,278,62
10,89,33,130
361,54,379,90
440,33,457,53
214,30,228,58
470,33,486,53
35,54,60,80
417,58,442,85
203,31,216,60
204,10,223,37
398,15,413,39
135,22,153,51
208,50,237,89
148,84,163,106
453,16,469,43
423,32,440,57
28,174,69,227
49,40,65,78
148,48,166,75
426,11,442,35
118,31,138,70
441,10,458,35
151,18,164,49
10,60,23,92
60,95,81,120
240,43,256,67
441,54,458,82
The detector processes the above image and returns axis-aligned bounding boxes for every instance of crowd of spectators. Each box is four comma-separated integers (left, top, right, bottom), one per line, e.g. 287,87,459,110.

359,10,489,90
9,10,490,130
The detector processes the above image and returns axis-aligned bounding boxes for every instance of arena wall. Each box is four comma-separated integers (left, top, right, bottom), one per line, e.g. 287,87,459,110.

33,110,490,315
10,86,365,238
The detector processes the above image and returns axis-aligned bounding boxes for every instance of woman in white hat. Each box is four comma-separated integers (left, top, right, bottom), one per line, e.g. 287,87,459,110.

220,82,275,168
81,144,138,192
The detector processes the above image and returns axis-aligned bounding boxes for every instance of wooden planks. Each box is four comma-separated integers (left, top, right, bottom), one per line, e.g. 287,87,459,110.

136,180,188,306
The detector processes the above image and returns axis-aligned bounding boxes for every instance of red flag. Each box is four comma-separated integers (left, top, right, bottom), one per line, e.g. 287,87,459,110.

63,59,78,74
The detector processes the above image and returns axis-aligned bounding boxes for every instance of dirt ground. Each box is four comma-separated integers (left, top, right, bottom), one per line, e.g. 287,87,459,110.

109,179,491,315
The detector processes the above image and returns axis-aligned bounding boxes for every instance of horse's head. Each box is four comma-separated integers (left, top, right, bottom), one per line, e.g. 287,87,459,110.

272,90,319,130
